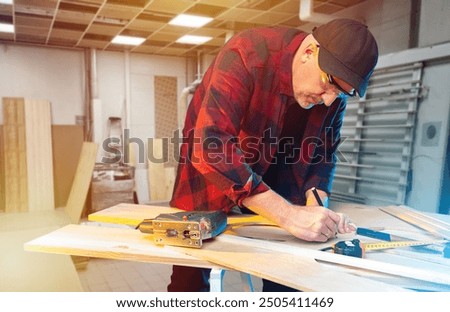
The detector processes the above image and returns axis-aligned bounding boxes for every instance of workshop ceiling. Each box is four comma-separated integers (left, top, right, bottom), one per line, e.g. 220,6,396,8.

0,0,366,57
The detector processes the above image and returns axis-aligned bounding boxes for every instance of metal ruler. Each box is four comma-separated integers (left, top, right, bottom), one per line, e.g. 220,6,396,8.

330,238,447,258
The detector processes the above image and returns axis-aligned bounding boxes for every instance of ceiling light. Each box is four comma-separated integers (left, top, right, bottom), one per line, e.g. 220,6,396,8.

0,0,13,5
176,35,212,45
169,14,213,28
0,23,14,33
111,35,145,46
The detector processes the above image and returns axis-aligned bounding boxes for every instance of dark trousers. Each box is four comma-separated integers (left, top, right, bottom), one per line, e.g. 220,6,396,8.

168,265,298,292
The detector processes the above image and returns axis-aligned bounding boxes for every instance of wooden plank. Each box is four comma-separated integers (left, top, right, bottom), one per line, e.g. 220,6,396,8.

87,203,450,287
380,205,450,239
2,97,28,212
0,125,4,212
181,235,409,291
88,203,182,226
88,203,275,228
148,138,167,201
24,224,407,291
24,99,55,211
51,125,84,208
24,224,214,269
125,142,139,204
164,166,176,200
209,234,450,286
65,142,98,224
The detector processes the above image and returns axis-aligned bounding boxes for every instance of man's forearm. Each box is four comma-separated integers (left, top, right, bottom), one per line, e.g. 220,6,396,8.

241,189,347,242
241,189,294,226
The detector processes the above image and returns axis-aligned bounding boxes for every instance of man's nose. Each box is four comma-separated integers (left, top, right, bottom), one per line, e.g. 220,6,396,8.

322,94,338,106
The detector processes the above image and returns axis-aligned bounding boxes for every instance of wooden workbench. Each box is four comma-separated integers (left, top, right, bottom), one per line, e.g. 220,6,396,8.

24,202,450,291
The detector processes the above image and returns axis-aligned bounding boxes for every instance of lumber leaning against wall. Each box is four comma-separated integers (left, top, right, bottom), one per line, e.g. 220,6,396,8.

24,99,55,212
65,142,98,224
0,126,4,213
2,97,55,212
2,98,28,212
51,125,84,208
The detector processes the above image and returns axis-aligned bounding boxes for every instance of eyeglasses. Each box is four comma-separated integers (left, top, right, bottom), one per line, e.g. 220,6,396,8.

312,44,356,97
320,71,356,97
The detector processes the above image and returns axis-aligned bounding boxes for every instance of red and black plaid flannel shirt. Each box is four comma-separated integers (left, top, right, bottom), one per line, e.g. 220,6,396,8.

170,27,346,212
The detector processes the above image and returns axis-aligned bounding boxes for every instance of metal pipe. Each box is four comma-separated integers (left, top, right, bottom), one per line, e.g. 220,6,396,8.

196,50,202,80
84,48,98,141
124,50,131,130
90,48,98,98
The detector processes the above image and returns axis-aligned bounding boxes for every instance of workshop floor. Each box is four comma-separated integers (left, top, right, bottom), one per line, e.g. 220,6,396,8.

77,258,263,292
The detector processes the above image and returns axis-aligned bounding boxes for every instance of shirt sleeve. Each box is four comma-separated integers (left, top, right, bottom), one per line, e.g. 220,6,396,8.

302,98,347,195
190,46,270,206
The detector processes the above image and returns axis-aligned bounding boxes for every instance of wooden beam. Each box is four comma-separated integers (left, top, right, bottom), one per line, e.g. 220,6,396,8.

148,138,167,201
2,98,28,212
65,142,98,224
88,203,181,226
380,205,450,240
25,224,213,269
25,223,408,291
182,235,409,291
51,125,84,208
87,203,450,287
2,98,56,212
0,126,4,212
24,99,55,211
211,234,450,286
164,166,176,200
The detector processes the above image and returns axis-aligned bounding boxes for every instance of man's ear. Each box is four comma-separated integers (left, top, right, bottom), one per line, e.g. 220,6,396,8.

300,45,314,63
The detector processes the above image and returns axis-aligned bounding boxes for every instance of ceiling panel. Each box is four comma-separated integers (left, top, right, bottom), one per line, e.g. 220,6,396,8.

248,11,294,24
217,8,265,22
0,0,367,58
50,28,84,40
87,22,123,35
98,4,142,20
146,0,195,14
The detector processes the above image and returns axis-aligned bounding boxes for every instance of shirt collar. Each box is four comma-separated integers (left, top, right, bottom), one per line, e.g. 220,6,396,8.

279,32,307,97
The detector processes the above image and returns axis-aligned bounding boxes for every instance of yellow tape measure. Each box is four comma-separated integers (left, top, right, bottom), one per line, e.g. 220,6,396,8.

332,239,446,258
363,240,446,251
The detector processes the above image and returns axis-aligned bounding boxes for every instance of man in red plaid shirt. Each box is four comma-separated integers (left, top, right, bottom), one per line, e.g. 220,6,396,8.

168,18,378,291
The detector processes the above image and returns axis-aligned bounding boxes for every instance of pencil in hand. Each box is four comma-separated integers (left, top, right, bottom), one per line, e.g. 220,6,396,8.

311,187,324,206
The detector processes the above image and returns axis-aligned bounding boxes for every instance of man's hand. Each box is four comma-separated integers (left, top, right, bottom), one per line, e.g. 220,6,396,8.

304,188,356,236
242,190,351,242
336,212,356,234
283,205,340,242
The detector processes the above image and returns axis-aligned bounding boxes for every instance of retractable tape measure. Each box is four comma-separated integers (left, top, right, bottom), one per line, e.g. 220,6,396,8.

330,239,446,258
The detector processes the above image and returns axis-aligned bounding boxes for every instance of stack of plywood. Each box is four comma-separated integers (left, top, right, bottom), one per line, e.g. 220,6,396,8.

0,96,99,291
1,97,54,212
1,97,98,220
